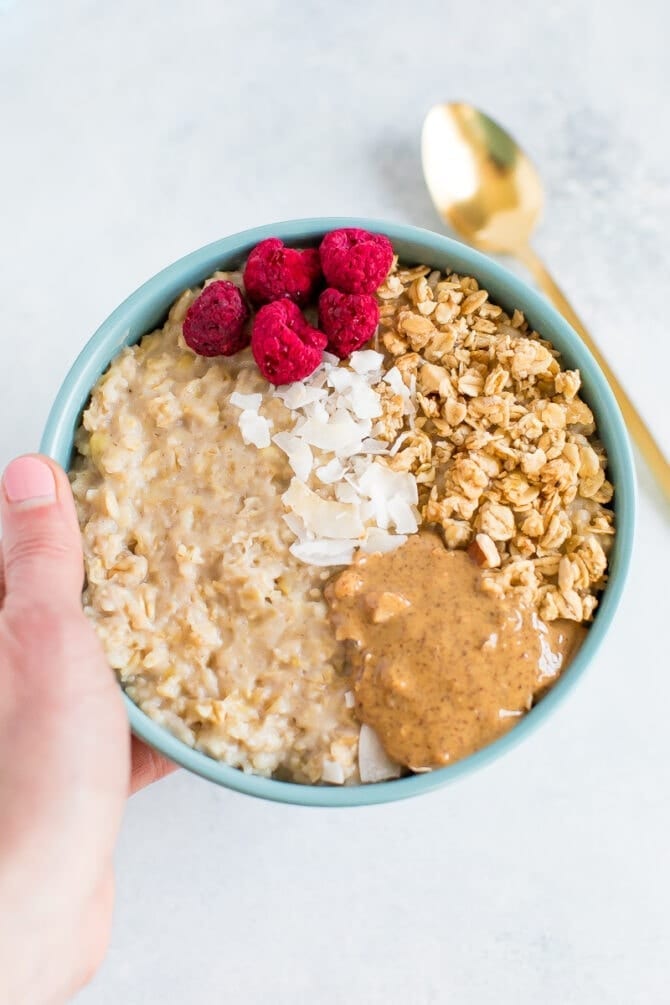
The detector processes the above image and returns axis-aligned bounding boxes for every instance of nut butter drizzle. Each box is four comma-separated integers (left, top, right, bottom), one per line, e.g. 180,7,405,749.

327,532,585,771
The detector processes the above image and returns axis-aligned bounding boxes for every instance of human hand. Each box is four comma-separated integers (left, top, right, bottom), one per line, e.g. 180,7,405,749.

0,455,176,1004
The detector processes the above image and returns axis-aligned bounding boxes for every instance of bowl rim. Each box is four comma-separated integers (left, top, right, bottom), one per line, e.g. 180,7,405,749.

40,216,637,807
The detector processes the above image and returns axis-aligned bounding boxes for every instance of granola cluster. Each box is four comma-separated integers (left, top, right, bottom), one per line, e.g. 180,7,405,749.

374,263,615,623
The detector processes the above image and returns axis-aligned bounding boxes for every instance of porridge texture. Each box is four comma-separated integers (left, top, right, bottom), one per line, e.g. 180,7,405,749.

71,277,359,785
71,242,615,784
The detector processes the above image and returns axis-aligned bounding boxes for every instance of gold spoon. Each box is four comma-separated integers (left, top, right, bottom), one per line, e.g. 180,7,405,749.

422,101,670,500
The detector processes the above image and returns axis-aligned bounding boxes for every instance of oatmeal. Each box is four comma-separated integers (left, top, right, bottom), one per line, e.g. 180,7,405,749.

70,230,615,784
70,287,359,785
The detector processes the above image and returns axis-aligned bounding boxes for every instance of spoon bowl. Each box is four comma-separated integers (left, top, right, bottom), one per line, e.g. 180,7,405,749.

421,103,543,252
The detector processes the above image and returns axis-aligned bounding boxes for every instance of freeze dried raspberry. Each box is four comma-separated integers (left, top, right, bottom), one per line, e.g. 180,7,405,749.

318,288,379,358
251,300,327,385
183,280,250,357
243,238,322,306
319,228,393,294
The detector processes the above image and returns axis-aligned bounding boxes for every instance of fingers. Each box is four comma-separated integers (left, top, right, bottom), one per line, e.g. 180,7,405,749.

0,543,5,608
130,736,178,795
1,456,178,799
0,455,84,612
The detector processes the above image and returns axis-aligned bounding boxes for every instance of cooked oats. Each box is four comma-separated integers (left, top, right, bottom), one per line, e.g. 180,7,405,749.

70,277,360,784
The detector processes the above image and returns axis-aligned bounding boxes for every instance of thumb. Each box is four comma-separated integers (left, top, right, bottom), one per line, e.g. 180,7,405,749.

0,454,84,610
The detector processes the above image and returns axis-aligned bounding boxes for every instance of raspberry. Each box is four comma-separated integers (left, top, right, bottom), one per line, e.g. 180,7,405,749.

318,288,379,358
251,300,327,385
243,238,322,306
319,228,393,294
183,280,250,357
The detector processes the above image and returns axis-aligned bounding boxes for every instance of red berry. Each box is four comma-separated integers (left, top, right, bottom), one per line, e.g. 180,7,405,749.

251,301,327,385
318,288,379,358
183,280,250,357
319,228,393,294
243,238,322,306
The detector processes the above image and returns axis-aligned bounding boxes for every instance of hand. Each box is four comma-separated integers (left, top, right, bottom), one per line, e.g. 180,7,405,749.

0,455,176,1004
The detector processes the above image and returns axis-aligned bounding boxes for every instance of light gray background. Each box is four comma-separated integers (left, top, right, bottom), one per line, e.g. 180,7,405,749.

2,1,669,1002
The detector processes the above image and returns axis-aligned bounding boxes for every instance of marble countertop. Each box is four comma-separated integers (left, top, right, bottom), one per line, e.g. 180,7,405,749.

1,1,669,1002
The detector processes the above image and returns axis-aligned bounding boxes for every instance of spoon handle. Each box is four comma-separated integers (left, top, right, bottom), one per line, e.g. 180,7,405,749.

517,244,670,502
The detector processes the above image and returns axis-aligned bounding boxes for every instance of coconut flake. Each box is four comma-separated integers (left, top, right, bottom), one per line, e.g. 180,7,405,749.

325,370,381,420
335,481,361,505
290,539,356,567
360,437,390,455
350,350,385,375
347,380,383,420
358,724,402,783
387,497,419,534
272,432,313,482
316,458,346,484
302,399,330,424
358,462,418,506
238,410,272,448
230,391,262,412
298,415,367,455
275,382,329,410
360,528,407,554
326,367,356,393
321,759,346,784
357,498,378,524
282,478,364,540
383,366,416,422
355,461,419,530
383,366,407,398
282,511,311,540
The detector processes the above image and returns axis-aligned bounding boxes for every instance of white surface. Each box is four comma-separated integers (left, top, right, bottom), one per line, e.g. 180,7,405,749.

1,1,669,1002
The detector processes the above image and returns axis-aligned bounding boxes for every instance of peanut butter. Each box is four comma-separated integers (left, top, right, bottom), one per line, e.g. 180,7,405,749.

327,532,585,771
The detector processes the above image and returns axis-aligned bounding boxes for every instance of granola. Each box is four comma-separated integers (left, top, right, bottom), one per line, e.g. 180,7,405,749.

375,262,614,622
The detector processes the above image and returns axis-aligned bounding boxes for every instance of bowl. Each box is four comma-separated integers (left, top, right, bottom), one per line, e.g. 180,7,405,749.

41,217,636,807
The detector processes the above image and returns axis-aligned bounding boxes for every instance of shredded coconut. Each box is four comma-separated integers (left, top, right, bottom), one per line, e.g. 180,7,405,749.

230,391,263,411
238,350,417,565
238,410,272,448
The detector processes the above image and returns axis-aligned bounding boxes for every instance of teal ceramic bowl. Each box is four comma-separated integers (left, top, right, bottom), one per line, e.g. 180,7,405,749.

41,217,636,807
